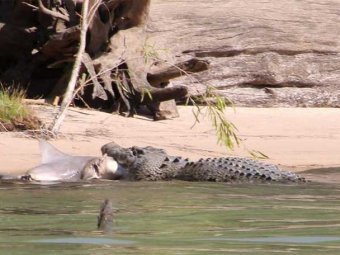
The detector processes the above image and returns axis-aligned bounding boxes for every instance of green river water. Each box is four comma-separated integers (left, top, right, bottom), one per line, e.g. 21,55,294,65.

0,181,339,254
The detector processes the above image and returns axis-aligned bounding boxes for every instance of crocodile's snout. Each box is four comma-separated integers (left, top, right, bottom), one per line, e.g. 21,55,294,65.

101,142,136,167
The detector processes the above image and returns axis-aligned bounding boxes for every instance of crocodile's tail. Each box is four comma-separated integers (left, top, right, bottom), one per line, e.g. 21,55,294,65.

177,157,306,183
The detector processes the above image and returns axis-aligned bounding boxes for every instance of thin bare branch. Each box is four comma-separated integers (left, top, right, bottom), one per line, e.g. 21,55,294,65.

49,0,90,134
38,0,70,22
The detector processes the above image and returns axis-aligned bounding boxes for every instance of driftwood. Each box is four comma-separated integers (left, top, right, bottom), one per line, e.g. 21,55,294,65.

0,0,209,120
147,58,209,87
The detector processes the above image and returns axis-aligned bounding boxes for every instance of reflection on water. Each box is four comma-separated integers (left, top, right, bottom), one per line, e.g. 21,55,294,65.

203,236,340,244
0,181,340,254
30,237,134,245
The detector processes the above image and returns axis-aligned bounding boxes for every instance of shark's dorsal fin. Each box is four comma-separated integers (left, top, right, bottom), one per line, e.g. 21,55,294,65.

39,140,70,164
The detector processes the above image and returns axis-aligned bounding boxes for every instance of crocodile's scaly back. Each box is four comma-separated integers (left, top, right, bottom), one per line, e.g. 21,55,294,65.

178,157,305,183
101,142,306,183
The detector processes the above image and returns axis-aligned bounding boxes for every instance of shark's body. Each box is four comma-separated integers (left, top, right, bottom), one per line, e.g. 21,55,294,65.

26,141,95,181
1,140,121,182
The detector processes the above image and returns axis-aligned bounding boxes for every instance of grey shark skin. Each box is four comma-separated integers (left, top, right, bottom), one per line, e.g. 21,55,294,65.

0,140,121,182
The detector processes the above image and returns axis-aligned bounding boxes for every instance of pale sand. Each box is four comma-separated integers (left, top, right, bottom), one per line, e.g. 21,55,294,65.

0,106,339,181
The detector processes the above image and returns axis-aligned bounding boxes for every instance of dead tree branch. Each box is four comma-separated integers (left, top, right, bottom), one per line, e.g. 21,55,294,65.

49,0,90,134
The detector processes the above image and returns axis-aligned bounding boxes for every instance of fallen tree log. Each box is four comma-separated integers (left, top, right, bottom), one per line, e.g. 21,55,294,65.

40,26,80,59
0,0,209,120
147,58,209,87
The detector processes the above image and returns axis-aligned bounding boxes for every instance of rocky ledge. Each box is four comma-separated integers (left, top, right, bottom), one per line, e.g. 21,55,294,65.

148,0,340,107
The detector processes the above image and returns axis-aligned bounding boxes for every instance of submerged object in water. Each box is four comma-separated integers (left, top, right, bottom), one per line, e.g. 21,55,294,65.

97,199,114,233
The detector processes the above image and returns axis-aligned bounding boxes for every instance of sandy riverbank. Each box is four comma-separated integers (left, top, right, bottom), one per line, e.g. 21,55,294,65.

0,106,339,182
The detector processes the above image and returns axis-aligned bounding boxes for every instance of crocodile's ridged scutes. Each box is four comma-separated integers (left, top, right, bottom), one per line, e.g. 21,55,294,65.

178,157,305,182
101,142,306,183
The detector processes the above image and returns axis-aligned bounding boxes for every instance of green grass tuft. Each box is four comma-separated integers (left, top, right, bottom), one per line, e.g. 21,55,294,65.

0,89,29,124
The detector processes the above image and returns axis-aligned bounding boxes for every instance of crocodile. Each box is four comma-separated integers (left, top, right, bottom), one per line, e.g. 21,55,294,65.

101,142,306,183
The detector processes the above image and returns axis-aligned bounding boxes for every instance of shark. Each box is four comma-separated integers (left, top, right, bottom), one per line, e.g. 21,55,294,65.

1,140,124,182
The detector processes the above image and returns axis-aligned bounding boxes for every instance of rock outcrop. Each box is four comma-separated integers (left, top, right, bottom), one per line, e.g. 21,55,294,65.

147,0,340,107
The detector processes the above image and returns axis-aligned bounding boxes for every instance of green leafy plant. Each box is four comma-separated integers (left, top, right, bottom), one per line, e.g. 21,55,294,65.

188,87,268,159
187,87,239,148
143,42,160,64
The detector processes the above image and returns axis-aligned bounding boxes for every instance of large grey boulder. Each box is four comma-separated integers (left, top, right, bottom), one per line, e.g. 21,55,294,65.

148,0,340,107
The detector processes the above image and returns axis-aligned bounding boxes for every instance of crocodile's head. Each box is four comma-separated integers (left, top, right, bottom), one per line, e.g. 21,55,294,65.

101,142,136,167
